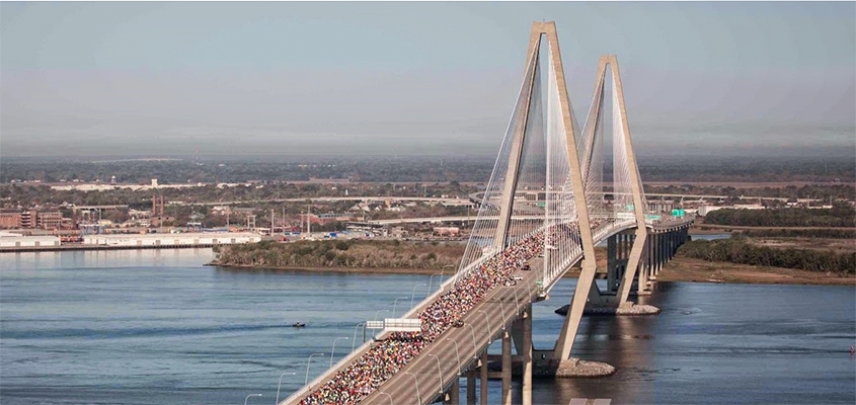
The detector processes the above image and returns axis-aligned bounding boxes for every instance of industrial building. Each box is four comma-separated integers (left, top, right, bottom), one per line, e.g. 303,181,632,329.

0,210,68,230
0,233,61,248
83,232,260,247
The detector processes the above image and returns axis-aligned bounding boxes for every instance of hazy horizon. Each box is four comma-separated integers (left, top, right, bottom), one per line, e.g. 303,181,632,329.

2,2,854,158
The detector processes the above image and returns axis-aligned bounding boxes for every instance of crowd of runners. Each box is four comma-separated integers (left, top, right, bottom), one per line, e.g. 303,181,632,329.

299,228,561,405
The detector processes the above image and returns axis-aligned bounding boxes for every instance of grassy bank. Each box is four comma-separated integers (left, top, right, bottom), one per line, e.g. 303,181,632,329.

659,257,855,285
212,239,465,271
211,238,854,286
678,236,855,274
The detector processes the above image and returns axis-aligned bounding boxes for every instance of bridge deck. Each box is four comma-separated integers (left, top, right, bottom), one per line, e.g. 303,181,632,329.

282,217,693,405
362,261,540,405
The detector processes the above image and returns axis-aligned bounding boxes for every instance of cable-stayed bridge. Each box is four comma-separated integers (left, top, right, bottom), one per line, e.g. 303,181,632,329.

282,21,693,405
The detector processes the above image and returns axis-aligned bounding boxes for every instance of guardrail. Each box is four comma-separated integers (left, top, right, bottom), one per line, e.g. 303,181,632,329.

280,256,473,405
281,216,693,404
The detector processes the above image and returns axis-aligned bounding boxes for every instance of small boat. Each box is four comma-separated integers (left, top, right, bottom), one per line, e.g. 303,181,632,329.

291,322,306,328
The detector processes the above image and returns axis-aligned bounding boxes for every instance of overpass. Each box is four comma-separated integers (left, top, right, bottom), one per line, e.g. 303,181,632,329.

280,22,694,405
187,196,470,207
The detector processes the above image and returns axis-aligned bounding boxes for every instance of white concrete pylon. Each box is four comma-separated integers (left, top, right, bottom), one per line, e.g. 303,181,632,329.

603,55,649,306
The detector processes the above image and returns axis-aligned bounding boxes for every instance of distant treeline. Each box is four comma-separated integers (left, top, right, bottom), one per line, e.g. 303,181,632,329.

678,237,855,274
739,229,856,239
213,239,465,270
704,204,855,228
3,154,854,184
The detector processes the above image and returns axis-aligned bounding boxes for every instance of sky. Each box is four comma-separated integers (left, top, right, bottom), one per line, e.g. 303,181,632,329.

1,1,854,158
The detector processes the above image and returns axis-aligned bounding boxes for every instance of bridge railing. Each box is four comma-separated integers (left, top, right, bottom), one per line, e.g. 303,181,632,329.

280,250,492,405
540,219,637,292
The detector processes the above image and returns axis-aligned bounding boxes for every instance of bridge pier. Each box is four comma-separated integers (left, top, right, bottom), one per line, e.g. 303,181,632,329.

449,379,460,405
635,235,651,296
522,308,533,405
479,351,488,405
583,229,657,314
564,224,693,320
466,369,476,405
647,235,656,281
501,331,512,405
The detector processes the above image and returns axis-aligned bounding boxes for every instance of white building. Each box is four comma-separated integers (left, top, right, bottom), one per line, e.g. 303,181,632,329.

0,234,61,248
83,232,260,247
698,204,765,216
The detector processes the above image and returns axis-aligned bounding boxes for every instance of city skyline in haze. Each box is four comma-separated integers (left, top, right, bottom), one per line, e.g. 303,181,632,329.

1,2,854,158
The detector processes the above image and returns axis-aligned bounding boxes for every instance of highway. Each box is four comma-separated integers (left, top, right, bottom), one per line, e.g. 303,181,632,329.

186,196,471,206
367,215,541,225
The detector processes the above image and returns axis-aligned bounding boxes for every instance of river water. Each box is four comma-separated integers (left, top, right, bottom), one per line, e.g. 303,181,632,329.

1,249,854,405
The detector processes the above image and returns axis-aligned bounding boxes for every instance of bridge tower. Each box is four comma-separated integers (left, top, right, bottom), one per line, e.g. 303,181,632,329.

281,20,696,405
453,21,658,398
574,55,650,310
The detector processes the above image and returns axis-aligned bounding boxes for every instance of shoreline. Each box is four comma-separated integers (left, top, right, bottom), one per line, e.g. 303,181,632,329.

658,258,855,286
211,261,853,286
210,262,447,276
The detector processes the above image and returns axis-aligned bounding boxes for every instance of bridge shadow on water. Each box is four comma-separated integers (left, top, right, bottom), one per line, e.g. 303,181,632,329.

522,283,678,405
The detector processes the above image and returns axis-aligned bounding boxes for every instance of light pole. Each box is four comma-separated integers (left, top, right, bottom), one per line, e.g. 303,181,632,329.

464,323,478,358
304,352,324,385
373,309,389,322
499,299,508,329
525,278,532,299
330,337,349,367
244,394,262,405
442,264,454,280
512,282,520,304
410,283,426,308
427,273,440,294
379,391,394,405
352,322,365,351
445,338,462,375
428,353,444,395
404,371,422,405
441,264,455,291
275,372,296,404
477,310,492,343
392,296,408,318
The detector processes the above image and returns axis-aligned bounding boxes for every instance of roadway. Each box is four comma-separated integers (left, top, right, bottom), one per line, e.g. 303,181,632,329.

362,219,695,405
283,218,694,405
186,196,471,206
362,262,541,405
468,191,822,204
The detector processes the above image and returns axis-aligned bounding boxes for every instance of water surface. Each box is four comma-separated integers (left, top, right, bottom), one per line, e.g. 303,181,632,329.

1,249,853,404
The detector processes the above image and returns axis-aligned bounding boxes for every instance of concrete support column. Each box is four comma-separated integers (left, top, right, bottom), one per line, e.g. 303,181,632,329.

522,309,533,405
626,233,632,260
466,369,476,405
622,234,628,260
637,239,648,294
667,232,673,259
502,331,512,405
606,234,617,292
449,378,460,405
479,351,488,405
657,234,662,275
671,231,676,258
647,236,655,279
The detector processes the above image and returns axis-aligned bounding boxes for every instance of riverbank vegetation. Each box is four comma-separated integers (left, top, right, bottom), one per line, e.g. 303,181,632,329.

677,236,855,274
738,228,856,239
659,257,855,285
703,204,855,228
213,239,465,270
